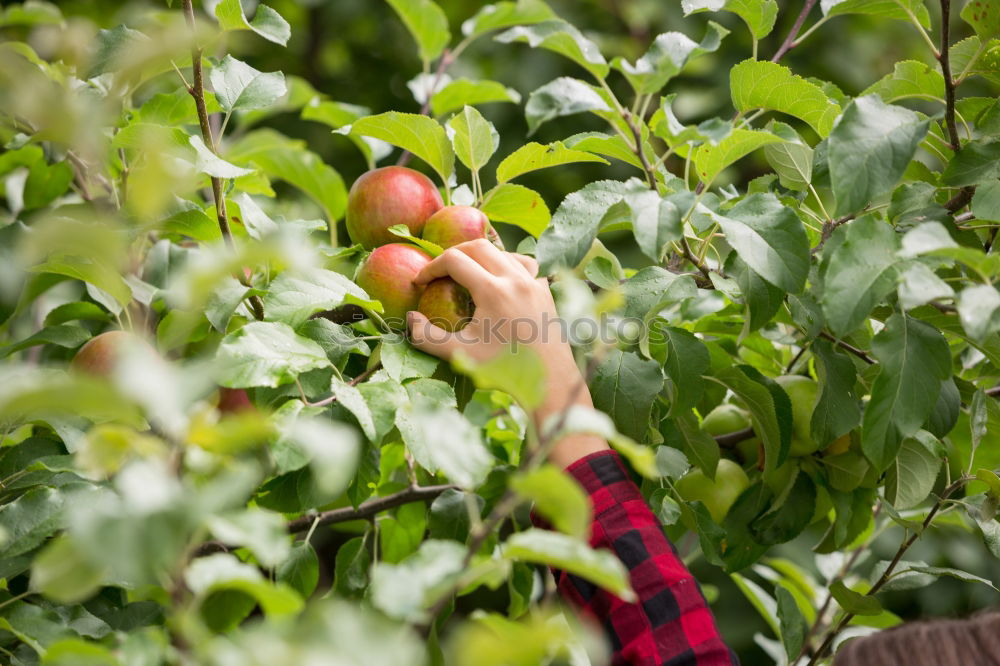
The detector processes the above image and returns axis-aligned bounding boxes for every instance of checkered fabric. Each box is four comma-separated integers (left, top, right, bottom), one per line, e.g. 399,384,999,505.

555,450,738,666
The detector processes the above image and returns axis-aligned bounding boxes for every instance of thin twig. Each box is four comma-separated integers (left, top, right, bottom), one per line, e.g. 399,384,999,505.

806,478,969,666
179,0,264,322
771,0,820,63
680,238,712,282
397,49,454,166
715,426,756,449
624,110,657,188
818,331,875,365
938,0,961,150
986,386,1000,398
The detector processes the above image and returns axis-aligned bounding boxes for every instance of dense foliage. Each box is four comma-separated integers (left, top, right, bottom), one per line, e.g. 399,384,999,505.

0,0,999,664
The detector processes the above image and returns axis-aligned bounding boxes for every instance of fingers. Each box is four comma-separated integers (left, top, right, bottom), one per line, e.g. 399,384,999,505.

453,239,511,276
509,253,539,278
406,311,466,360
414,246,496,298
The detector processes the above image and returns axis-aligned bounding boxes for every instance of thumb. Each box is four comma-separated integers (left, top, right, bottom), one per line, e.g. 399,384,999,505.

407,311,464,360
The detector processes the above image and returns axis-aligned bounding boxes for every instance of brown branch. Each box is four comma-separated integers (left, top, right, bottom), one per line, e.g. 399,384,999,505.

397,49,454,166
180,0,264,322
192,483,458,558
945,188,974,213
818,331,875,365
625,110,657,188
771,0,820,63
987,386,1000,398
806,478,969,666
715,426,755,449
937,0,961,151
287,483,456,533
680,238,712,282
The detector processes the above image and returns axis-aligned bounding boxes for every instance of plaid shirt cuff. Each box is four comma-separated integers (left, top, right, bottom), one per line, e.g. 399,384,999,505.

552,449,738,666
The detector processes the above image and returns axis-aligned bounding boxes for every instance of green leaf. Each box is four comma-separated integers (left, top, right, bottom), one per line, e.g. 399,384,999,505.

884,430,943,509
903,564,1000,592
730,59,841,136
730,573,779,634
565,131,644,168
215,0,291,46
821,0,931,27
536,180,630,273
828,95,930,215
0,324,90,358
347,112,454,184
943,140,1000,185
447,105,499,174
709,366,785,474
185,553,303,617
612,23,728,94
862,314,952,471
429,489,482,541
524,77,611,135
763,121,813,191
264,267,377,328
276,541,319,599
431,79,521,117
396,405,492,488
30,536,103,604
693,128,784,184
589,348,664,442
495,20,609,80
333,535,371,598
453,347,546,409
227,130,347,223
216,321,329,388
657,326,710,415
683,0,779,39
380,334,440,381
961,0,1000,38
627,190,686,262
810,339,861,447
861,60,945,102
972,179,1000,222
497,141,608,183
663,411,721,480
370,540,465,622
707,193,810,293
386,0,450,65
820,215,901,336
209,55,286,113
0,487,65,560
511,464,592,538
776,583,808,659
206,508,290,568
461,0,556,39
957,284,1000,341
829,580,883,615
480,183,551,236
503,529,635,601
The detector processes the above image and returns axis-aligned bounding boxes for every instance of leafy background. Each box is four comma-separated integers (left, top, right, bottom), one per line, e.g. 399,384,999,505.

1,0,1000,665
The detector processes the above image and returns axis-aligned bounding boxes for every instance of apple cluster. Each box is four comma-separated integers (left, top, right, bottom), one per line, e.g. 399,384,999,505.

348,166,491,331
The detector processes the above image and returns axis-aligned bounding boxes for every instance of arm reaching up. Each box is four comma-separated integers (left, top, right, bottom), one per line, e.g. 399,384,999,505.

407,240,737,665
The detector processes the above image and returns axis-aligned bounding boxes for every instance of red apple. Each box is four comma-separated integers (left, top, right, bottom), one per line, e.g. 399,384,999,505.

218,388,254,413
417,278,474,332
345,166,443,249
355,243,432,327
421,205,489,249
71,330,142,377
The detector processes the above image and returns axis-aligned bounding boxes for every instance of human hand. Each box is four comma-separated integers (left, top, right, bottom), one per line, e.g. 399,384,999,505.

406,239,608,468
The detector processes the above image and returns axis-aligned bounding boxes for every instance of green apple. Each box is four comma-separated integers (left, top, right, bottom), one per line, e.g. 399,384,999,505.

675,459,750,523
355,243,432,327
421,205,489,249
417,278,474,332
345,166,443,249
775,374,820,456
702,403,751,436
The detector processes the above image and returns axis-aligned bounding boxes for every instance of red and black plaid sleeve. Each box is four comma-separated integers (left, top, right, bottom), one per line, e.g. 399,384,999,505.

552,449,737,666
